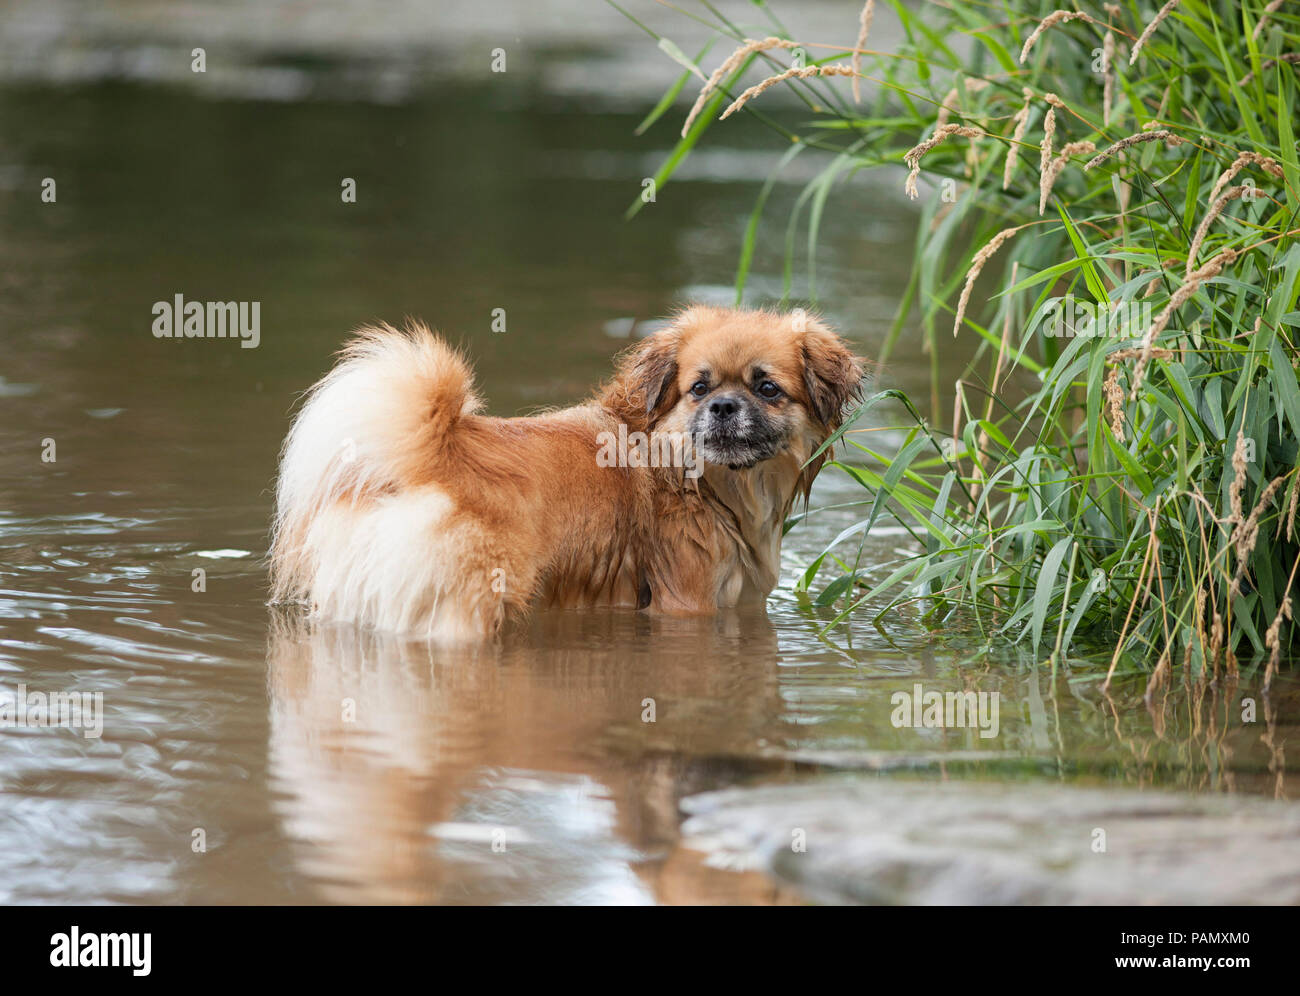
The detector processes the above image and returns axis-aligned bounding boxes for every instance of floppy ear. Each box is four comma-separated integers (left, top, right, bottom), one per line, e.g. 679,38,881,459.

625,327,681,426
801,320,864,431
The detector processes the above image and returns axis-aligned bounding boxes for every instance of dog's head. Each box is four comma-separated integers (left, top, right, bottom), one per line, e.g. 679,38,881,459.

621,306,863,470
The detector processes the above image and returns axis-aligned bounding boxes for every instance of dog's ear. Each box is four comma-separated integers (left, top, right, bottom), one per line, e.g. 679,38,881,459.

626,327,681,425
800,319,864,430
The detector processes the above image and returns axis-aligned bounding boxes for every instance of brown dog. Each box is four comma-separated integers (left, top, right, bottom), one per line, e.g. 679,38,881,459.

270,306,861,641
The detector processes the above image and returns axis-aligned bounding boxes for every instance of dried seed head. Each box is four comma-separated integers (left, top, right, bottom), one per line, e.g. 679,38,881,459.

1038,96,1067,182
682,37,798,137
1085,130,1184,170
1104,366,1125,440
851,1,875,103
1186,185,1248,277
1264,594,1291,690
952,224,1027,337
719,64,856,120
1209,605,1224,665
1230,475,1288,597
1039,106,1056,179
1206,151,1285,208
1238,53,1300,87
1285,470,1300,543
1002,87,1034,190
1129,249,1238,398
1131,0,1181,65
1254,0,1286,40
902,123,985,199
1230,428,1250,526
1040,140,1096,215
1108,347,1173,363
1019,11,1101,64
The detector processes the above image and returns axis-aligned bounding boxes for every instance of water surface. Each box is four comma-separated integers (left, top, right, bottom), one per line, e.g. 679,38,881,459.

0,41,1294,905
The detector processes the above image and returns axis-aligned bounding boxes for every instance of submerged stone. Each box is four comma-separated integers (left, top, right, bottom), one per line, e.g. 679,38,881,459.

680,779,1300,905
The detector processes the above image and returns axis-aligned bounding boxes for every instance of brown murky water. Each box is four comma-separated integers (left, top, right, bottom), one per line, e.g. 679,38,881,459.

0,24,1294,904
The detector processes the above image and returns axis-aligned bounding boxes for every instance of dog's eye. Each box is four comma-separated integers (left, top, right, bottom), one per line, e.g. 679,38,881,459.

756,380,782,399
690,380,709,397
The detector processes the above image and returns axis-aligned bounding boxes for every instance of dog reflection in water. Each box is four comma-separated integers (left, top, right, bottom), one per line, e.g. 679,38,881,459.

266,609,802,904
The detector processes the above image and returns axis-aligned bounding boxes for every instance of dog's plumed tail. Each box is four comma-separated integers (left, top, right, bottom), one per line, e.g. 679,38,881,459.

269,322,488,637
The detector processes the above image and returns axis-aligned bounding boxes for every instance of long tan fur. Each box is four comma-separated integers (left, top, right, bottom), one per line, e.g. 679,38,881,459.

270,306,862,641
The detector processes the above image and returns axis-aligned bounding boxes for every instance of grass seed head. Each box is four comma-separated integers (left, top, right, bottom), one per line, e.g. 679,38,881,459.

851,1,875,103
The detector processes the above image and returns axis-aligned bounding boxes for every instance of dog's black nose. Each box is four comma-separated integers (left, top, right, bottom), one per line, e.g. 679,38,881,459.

709,396,738,418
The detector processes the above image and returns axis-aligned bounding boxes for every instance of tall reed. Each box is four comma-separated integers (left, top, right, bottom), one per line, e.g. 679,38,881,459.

621,1,1300,688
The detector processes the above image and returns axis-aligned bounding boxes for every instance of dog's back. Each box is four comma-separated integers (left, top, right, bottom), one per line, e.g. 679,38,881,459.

269,324,645,639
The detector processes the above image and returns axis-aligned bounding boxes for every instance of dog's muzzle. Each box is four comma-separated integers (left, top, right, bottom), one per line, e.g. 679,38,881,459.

691,393,785,470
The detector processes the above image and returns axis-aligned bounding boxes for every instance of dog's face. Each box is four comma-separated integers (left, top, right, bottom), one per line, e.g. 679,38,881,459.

625,306,862,470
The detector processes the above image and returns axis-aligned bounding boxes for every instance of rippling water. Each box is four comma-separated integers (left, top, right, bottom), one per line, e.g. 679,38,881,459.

0,40,1294,904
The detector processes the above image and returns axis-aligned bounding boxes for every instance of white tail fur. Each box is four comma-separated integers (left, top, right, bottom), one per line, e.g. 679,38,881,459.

269,323,497,640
